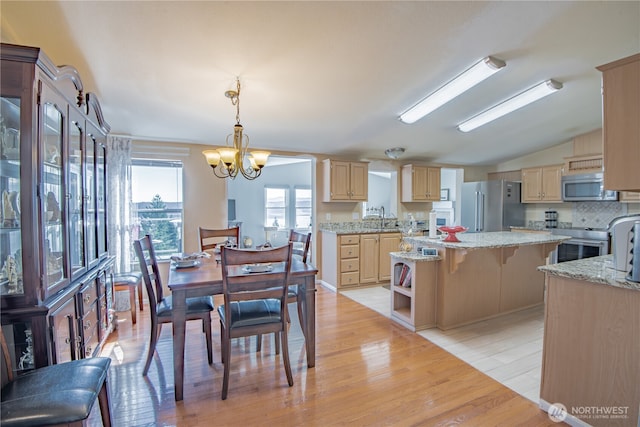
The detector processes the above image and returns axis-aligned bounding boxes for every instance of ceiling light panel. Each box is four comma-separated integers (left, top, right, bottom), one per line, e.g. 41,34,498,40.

457,79,563,132
399,56,506,124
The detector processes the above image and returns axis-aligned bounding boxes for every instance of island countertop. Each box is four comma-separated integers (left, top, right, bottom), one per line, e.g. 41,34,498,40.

538,254,640,291
406,231,570,250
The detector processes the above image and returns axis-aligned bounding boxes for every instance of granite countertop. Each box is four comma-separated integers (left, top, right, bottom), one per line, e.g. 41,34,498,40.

321,228,426,235
406,231,570,250
390,251,441,262
538,255,639,291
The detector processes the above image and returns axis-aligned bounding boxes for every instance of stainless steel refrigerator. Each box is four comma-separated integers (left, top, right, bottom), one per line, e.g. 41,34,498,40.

460,180,524,232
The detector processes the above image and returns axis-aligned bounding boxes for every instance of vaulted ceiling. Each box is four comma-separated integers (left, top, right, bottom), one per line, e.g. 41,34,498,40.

1,1,638,166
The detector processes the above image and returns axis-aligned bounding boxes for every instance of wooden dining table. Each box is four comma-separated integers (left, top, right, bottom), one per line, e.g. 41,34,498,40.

167,255,318,401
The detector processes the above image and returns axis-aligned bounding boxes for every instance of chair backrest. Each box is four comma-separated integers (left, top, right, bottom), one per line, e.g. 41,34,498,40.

199,226,240,251
220,244,293,314
0,326,14,385
289,230,311,263
133,235,164,319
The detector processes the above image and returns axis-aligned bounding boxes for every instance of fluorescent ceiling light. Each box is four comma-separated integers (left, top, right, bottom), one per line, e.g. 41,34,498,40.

457,79,563,132
399,56,506,124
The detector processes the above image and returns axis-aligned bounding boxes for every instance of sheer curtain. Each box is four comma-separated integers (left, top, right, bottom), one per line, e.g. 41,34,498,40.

107,136,132,273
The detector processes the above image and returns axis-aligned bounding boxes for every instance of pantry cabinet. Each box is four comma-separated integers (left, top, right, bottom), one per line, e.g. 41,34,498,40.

521,165,563,203
597,54,640,192
401,165,441,202
323,159,368,201
0,43,114,376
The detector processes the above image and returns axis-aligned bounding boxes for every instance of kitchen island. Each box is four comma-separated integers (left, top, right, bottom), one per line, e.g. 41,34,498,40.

538,256,639,427
406,231,569,330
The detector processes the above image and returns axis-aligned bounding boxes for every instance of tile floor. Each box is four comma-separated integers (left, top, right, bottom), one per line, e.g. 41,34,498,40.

340,285,544,403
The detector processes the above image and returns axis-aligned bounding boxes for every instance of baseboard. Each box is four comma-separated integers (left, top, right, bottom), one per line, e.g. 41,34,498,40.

539,399,594,427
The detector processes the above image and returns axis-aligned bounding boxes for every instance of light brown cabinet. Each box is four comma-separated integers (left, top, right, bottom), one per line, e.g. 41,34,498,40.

322,159,368,201
521,165,563,203
401,165,441,202
390,254,438,331
620,191,640,202
597,54,640,192
359,232,402,284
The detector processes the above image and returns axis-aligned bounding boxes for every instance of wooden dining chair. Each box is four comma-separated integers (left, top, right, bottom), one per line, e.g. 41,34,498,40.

218,243,294,400
257,229,311,352
0,327,112,426
133,234,215,376
198,226,240,251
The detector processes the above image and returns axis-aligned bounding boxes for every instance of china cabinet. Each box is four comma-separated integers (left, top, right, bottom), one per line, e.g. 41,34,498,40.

1,43,113,377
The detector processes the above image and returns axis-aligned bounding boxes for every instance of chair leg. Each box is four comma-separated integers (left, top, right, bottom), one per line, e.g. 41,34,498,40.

220,321,225,364
256,334,262,352
280,327,294,387
129,286,137,325
143,320,159,376
296,297,305,338
97,378,112,427
274,332,280,355
137,282,144,311
203,315,213,365
221,328,231,400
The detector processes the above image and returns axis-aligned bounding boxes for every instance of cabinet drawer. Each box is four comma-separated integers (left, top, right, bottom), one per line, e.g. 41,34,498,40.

78,283,98,312
340,235,359,245
81,303,98,338
340,245,359,259
340,272,360,286
340,258,359,272
83,329,100,358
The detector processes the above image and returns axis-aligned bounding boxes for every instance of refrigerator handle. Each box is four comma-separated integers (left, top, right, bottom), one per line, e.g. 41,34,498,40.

474,191,481,232
479,192,485,231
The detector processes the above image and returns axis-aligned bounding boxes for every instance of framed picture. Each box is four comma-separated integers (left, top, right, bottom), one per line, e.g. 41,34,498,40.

440,189,449,201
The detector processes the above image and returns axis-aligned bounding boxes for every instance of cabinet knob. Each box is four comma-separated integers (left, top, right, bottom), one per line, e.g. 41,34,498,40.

84,321,91,330
84,295,91,304
86,347,92,356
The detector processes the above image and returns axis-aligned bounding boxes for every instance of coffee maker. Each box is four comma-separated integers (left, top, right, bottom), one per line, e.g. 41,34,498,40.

608,214,640,281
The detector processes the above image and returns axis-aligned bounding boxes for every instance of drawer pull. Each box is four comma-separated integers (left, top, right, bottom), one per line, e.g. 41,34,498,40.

84,295,91,304
65,337,71,344
86,346,92,356
84,321,91,330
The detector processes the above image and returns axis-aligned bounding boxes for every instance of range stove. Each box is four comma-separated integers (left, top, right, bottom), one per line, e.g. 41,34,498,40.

549,227,609,263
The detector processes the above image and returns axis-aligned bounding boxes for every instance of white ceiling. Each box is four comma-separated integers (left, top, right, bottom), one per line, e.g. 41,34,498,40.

2,1,639,166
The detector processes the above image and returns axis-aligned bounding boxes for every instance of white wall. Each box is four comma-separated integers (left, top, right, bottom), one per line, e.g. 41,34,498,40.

227,160,313,247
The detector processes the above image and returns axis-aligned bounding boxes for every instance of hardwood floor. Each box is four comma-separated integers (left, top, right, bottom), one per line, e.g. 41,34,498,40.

341,285,546,403
91,285,558,426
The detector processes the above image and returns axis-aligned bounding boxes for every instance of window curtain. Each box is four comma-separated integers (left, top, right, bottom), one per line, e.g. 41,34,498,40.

107,136,132,273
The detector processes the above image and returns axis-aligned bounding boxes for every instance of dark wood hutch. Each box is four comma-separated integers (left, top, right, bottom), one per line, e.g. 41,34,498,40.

0,43,114,377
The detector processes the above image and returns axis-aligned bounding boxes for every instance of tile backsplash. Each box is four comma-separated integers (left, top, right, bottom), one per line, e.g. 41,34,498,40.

572,201,628,228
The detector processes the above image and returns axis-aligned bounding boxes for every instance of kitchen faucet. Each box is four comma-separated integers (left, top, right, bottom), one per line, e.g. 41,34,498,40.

380,206,385,228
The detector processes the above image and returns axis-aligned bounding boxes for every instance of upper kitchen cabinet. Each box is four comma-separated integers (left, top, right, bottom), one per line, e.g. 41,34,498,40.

521,165,563,203
1,44,113,373
597,54,640,192
401,165,441,202
323,159,368,201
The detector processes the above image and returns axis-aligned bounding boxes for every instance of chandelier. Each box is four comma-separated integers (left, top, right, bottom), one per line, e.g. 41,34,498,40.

202,78,270,180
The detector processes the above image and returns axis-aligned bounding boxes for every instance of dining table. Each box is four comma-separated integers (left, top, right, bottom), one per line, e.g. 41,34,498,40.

167,255,318,401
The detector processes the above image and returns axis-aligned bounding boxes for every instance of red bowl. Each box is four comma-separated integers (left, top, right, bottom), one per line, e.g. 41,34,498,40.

438,226,468,234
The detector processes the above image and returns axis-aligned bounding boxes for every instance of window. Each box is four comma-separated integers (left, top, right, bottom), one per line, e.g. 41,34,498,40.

264,186,288,228
132,159,183,260
294,187,312,229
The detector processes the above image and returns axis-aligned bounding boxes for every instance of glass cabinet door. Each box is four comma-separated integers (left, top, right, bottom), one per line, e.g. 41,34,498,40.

96,141,107,258
85,135,98,267
69,119,86,277
41,101,68,292
0,95,23,296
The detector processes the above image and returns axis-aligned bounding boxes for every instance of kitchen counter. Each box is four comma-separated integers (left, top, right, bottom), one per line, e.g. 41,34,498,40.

407,231,566,330
389,251,441,262
538,254,639,291
406,231,569,250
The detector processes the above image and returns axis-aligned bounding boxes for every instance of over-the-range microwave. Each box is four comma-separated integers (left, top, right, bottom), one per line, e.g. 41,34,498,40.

561,172,618,202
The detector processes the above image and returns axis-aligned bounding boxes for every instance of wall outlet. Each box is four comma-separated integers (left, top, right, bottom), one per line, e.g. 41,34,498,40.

352,212,359,220
325,213,332,220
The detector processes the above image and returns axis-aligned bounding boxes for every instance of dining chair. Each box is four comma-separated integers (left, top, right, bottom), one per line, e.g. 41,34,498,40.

198,226,240,251
0,327,112,426
133,234,215,376
257,230,311,352
218,243,294,400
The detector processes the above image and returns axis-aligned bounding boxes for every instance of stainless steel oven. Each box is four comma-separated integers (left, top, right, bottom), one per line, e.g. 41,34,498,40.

550,228,609,263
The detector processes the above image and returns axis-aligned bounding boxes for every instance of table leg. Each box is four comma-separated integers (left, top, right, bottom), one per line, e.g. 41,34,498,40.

172,289,187,401
302,276,316,368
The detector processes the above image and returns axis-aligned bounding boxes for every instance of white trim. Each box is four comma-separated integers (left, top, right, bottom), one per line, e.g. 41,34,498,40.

132,144,191,158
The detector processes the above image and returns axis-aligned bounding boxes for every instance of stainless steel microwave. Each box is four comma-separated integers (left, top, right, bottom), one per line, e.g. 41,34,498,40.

561,172,618,201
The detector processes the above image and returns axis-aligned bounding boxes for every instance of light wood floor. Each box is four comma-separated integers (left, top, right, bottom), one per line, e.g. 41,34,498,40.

91,285,558,426
341,285,545,403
